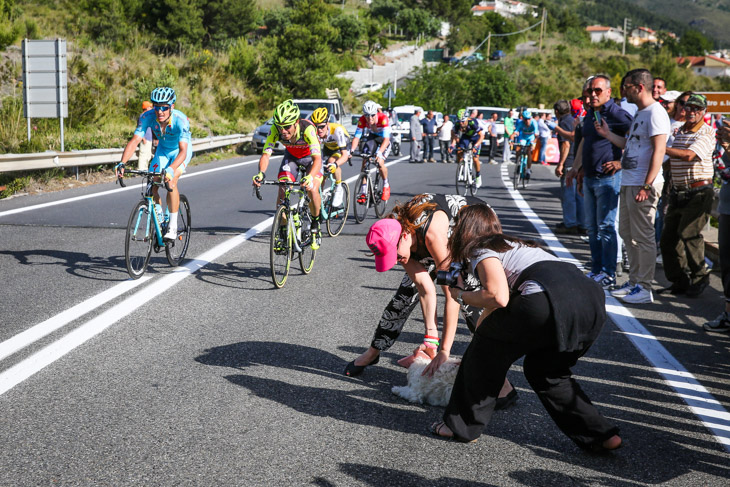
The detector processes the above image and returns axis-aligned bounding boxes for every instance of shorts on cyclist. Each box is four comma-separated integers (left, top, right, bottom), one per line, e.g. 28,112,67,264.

457,135,481,155
517,136,535,147
277,153,324,184
362,136,391,160
323,147,344,161
149,147,193,175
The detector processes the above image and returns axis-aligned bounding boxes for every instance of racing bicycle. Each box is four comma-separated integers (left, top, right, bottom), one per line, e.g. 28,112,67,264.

320,167,350,237
117,169,192,279
353,152,388,223
514,140,530,190
255,179,317,288
455,146,478,196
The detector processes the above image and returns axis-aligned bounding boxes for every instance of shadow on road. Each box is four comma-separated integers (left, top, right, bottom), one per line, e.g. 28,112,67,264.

0,249,138,281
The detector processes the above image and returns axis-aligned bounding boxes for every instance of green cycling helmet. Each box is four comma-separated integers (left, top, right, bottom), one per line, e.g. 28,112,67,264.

457,109,468,122
273,99,300,126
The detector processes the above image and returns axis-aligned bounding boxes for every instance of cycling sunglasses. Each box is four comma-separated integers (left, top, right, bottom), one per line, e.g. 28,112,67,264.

276,123,295,131
315,124,328,130
153,105,171,112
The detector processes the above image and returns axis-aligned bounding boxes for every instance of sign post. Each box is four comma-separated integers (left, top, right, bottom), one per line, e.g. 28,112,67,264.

22,39,68,151
383,87,396,109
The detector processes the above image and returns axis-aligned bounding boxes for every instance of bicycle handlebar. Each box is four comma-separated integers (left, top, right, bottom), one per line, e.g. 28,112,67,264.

117,169,173,192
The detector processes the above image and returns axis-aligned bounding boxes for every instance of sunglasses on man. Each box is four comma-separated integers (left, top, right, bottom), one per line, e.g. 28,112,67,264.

153,105,171,112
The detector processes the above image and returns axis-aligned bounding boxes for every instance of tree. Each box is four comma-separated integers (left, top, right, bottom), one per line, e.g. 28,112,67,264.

370,0,403,20
204,0,260,45
397,8,440,38
331,13,364,52
76,0,144,47
262,8,292,38
145,0,206,48
227,37,259,83
678,29,713,56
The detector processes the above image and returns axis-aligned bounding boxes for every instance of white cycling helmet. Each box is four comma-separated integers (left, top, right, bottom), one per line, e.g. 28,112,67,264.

363,100,379,116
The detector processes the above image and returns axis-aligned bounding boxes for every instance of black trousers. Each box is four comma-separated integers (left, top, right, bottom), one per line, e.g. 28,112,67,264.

719,214,730,301
443,292,618,449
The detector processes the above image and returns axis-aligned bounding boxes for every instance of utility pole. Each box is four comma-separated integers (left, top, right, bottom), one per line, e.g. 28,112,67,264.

622,18,631,56
538,8,547,52
487,33,491,58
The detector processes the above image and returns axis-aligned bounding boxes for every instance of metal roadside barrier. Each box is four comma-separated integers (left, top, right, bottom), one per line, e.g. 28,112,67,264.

0,133,252,173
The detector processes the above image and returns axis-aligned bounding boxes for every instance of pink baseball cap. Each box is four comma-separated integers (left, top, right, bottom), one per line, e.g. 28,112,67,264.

366,218,402,272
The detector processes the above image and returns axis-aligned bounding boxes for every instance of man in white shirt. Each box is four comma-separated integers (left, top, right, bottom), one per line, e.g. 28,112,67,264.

596,68,670,304
437,115,454,163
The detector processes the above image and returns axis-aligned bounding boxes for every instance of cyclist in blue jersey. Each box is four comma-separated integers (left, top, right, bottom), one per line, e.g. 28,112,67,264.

513,109,538,180
450,109,485,188
116,87,192,240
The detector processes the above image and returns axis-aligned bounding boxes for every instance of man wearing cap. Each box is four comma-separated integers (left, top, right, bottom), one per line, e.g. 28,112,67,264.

660,93,716,297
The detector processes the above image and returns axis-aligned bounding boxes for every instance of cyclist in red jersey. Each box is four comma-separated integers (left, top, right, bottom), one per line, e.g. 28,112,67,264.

350,100,392,202
253,99,323,248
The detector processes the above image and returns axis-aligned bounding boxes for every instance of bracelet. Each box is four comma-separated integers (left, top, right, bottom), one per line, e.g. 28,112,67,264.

423,335,440,350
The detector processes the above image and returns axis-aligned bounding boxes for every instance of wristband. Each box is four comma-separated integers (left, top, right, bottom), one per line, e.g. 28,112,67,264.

456,290,465,306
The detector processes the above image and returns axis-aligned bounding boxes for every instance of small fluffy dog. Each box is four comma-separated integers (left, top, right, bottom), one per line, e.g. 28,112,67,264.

392,356,461,407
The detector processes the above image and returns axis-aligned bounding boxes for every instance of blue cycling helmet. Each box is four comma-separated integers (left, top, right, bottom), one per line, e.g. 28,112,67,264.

522,109,532,119
151,87,176,105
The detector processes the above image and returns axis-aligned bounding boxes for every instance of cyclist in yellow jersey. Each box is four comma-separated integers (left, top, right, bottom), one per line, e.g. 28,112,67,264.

311,107,350,207
253,99,323,248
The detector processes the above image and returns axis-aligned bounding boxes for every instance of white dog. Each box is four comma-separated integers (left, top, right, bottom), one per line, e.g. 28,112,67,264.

392,356,461,407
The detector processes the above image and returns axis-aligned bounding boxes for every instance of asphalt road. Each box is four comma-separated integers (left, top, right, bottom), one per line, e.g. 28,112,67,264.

1,144,729,486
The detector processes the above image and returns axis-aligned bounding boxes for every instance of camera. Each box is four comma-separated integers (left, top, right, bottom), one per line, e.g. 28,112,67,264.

436,262,463,287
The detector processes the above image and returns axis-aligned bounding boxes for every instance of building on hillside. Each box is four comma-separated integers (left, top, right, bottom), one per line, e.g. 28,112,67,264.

471,1,538,18
586,25,624,44
676,55,730,78
630,27,658,46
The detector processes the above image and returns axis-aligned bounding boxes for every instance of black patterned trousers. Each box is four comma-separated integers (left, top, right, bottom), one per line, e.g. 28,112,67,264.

370,265,482,351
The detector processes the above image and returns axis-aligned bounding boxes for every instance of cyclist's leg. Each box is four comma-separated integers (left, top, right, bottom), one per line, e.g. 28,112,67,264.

277,155,298,207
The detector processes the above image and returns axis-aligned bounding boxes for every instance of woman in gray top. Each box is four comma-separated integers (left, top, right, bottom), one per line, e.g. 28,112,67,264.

429,203,622,452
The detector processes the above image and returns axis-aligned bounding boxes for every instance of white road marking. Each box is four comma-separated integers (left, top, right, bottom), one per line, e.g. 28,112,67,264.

500,164,730,452
0,157,267,218
0,155,408,395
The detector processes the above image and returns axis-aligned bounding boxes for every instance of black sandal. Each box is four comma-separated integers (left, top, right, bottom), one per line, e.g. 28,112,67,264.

343,355,379,377
429,421,477,443
495,388,518,410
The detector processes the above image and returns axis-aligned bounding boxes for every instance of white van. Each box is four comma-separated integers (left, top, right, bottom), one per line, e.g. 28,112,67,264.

391,105,444,141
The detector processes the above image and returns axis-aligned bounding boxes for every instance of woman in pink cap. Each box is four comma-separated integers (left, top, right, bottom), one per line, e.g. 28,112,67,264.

345,194,518,409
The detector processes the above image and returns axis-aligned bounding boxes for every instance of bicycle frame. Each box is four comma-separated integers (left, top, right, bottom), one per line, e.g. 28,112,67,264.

258,180,311,253
320,171,345,221
124,170,171,247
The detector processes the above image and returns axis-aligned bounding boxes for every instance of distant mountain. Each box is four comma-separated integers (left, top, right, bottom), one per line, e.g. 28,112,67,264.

633,0,730,47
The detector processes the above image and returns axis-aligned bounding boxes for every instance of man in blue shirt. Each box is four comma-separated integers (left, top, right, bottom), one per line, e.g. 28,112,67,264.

116,87,193,240
421,111,439,162
581,75,633,289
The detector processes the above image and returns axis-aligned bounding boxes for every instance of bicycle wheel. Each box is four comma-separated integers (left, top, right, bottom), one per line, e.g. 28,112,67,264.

125,200,153,279
270,205,292,288
455,161,467,195
298,209,316,274
467,162,477,196
513,158,521,190
165,194,192,267
353,174,370,223
522,167,528,189
373,173,388,218
326,182,350,237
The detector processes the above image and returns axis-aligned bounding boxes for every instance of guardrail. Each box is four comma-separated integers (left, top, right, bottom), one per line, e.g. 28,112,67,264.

0,133,252,173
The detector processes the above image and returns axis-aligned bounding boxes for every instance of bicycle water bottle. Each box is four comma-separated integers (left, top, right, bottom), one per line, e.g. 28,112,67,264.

155,204,164,223
293,213,301,241
164,208,170,223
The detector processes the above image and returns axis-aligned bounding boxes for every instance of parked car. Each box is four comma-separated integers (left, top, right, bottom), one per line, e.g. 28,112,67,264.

490,50,506,61
355,82,383,96
251,110,315,153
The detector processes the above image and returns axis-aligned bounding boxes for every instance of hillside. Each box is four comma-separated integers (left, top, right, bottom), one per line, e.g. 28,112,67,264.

635,0,730,48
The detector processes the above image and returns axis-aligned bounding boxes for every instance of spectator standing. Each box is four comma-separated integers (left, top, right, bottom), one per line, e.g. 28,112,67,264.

660,94,716,297
652,77,667,101
553,99,584,235
537,113,551,165
437,115,454,163
422,111,439,163
704,120,730,332
596,69,670,304
581,75,633,289
409,109,423,163
487,113,499,164
619,77,638,118
502,109,515,164
138,101,154,171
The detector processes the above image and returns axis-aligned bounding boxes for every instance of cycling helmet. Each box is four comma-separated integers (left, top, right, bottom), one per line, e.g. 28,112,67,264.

457,108,468,122
363,100,379,116
522,109,532,119
311,107,329,124
150,87,176,105
273,99,300,126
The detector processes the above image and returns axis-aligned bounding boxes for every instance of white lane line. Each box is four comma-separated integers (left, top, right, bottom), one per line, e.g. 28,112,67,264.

500,164,730,452
0,155,408,395
0,218,272,396
0,157,266,218
0,276,152,362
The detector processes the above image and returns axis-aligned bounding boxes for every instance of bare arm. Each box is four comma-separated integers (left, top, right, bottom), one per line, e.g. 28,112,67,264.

665,146,699,161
